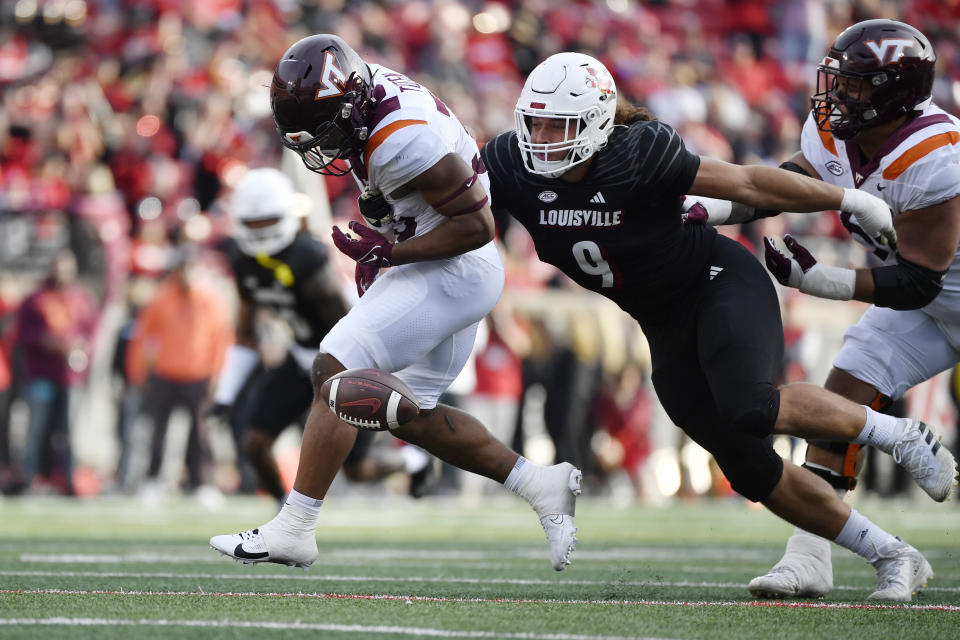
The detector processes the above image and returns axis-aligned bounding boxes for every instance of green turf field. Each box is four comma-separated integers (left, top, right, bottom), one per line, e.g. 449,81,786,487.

1,493,958,639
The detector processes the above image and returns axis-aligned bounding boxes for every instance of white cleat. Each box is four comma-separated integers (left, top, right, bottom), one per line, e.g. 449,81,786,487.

541,512,578,572
748,530,833,599
524,462,582,571
892,420,958,502
210,522,318,569
867,538,934,602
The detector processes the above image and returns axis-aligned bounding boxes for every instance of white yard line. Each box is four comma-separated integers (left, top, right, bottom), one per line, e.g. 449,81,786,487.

0,617,669,640
16,547,959,565
2,589,959,611
2,569,959,593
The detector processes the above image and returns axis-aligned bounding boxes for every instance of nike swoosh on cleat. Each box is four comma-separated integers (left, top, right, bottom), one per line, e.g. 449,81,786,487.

233,544,268,560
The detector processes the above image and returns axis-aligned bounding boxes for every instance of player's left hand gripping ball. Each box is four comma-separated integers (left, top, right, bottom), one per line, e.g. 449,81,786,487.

321,368,420,431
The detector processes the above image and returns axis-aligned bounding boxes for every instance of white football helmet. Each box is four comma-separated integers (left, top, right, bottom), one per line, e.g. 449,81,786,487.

515,52,617,178
230,168,300,256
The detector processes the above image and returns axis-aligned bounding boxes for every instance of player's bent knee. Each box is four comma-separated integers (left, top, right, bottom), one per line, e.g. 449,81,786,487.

712,440,784,502
722,387,780,438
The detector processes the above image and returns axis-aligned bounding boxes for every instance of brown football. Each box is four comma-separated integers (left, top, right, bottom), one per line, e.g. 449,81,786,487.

320,368,420,431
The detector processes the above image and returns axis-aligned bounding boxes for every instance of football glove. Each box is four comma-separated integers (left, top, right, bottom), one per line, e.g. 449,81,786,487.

332,221,394,297
680,195,732,225
840,188,897,247
354,262,380,297
358,189,394,227
764,234,856,300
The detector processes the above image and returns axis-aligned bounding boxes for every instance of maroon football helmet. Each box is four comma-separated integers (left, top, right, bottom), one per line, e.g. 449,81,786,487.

271,35,375,176
812,19,935,140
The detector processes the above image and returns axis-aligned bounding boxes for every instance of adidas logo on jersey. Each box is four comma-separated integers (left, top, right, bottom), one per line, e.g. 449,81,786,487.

709,266,723,280
589,192,606,204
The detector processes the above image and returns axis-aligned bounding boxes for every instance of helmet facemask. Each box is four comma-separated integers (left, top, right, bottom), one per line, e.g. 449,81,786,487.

235,215,301,257
813,58,891,140
515,105,609,178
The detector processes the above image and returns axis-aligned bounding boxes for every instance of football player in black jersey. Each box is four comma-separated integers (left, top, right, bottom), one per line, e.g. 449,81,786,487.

481,52,955,600
211,168,436,504
684,20,960,601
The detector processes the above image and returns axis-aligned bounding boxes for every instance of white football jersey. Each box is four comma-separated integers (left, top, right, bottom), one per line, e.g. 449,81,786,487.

351,64,490,240
801,104,960,324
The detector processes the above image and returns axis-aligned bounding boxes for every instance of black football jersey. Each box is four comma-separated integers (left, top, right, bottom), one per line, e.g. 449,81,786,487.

482,120,715,326
226,232,333,348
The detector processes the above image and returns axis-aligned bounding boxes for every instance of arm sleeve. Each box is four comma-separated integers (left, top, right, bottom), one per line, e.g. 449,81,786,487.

871,255,948,310
636,122,701,196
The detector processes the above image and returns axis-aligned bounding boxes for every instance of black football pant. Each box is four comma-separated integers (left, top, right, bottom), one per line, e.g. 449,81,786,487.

646,235,785,502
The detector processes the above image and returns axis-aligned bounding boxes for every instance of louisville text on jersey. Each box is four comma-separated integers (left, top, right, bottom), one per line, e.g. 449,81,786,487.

538,209,623,228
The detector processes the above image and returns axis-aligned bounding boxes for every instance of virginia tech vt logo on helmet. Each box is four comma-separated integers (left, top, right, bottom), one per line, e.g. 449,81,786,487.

314,51,347,100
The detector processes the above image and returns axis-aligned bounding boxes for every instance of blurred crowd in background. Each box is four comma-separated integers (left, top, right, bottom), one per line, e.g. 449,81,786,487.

1,0,959,505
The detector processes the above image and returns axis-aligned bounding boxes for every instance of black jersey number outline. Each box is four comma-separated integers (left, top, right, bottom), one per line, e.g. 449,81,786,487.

572,240,613,288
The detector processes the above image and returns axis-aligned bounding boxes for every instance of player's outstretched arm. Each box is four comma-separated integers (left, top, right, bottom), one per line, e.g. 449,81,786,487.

389,152,495,265
690,156,896,246
684,152,822,226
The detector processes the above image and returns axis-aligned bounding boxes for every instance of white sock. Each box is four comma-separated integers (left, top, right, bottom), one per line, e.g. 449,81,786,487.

503,456,530,493
853,407,905,453
833,508,900,564
401,445,430,474
284,489,323,518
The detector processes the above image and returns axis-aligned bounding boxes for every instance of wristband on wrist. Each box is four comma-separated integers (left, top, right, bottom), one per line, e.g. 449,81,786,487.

799,265,856,300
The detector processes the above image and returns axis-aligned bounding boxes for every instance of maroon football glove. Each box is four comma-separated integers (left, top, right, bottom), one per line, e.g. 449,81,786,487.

680,196,709,225
332,221,394,297
354,262,380,297
763,234,816,288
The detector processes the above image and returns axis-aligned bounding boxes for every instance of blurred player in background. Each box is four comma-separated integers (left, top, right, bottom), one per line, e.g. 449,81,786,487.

683,19,960,600
211,167,437,503
16,250,99,495
211,35,582,572
482,50,955,601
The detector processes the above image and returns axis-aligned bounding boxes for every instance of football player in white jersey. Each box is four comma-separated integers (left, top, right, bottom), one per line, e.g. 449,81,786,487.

684,19,960,600
210,35,583,572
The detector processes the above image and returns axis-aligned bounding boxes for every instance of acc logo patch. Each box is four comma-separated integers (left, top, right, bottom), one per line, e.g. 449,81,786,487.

825,160,844,176
538,190,558,203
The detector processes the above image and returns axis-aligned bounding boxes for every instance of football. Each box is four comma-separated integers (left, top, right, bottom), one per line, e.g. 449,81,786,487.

320,368,420,431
